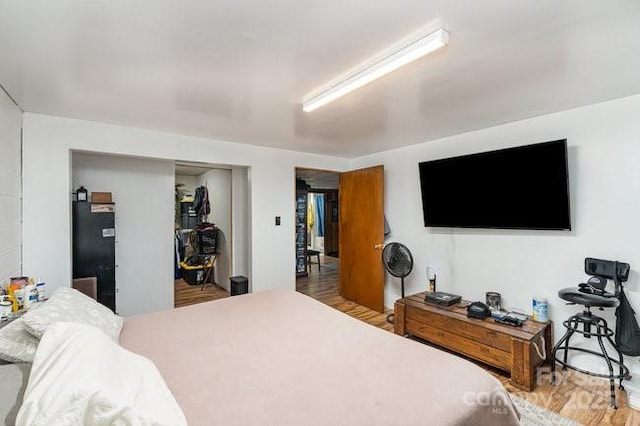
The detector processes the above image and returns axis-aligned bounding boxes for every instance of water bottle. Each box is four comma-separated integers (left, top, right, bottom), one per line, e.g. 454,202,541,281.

532,297,548,322
24,284,38,309
36,279,46,302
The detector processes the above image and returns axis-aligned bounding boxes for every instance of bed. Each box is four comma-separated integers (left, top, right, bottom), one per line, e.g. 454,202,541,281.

1,288,519,425
120,289,519,425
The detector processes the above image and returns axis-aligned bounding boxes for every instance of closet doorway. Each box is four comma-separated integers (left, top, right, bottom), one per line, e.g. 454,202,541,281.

295,168,339,296
174,162,238,307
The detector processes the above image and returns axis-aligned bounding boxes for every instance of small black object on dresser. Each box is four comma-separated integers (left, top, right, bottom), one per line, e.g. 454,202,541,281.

466,301,491,319
424,291,461,306
495,315,525,327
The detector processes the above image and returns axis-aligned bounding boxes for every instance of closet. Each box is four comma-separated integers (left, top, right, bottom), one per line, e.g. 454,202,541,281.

174,166,231,293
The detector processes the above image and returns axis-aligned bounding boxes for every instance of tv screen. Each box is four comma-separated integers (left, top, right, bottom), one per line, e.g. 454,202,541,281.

419,139,571,230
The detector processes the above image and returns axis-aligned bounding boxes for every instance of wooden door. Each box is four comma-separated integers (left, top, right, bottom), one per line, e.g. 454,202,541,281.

339,165,384,312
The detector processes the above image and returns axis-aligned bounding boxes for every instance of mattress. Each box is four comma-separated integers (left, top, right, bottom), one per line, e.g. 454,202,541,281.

120,289,520,426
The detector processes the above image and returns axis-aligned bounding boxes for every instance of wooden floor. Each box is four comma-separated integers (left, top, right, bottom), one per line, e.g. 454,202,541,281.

174,277,229,308
296,255,394,332
296,254,639,426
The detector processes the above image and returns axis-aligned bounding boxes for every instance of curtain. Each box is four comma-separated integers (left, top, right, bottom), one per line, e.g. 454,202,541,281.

314,194,325,237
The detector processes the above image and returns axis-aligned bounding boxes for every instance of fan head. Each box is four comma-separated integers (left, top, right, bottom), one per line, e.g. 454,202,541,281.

382,242,414,278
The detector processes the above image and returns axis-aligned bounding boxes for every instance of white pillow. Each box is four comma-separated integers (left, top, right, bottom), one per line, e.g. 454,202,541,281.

21,287,123,342
17,322,187,426
0,319,39,363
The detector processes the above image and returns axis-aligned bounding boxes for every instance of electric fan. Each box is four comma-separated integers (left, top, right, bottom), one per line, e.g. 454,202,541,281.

382,242,414,324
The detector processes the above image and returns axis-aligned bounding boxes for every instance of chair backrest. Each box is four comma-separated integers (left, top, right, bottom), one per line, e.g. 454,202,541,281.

584,257,630,295
72,277,98,300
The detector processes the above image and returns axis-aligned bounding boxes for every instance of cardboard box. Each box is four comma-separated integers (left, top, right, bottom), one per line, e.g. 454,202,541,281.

91,192,112,203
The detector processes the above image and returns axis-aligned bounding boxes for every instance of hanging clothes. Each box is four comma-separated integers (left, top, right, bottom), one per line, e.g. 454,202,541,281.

193,186,211,222
199,186,210,217
307,195,315,234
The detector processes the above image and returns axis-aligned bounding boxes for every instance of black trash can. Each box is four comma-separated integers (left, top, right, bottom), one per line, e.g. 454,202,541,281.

229,276,248,296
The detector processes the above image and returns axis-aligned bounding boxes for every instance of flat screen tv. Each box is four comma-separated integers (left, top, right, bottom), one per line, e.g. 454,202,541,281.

419,139,571,230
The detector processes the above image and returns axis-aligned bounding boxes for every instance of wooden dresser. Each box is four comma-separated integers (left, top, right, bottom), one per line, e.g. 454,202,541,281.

394,292,553,391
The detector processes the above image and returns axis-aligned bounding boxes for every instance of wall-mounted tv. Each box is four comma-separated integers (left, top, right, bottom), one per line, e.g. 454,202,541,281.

419,139,571,230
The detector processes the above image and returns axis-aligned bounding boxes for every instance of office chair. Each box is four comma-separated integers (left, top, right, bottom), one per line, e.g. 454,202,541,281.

551,257,631,408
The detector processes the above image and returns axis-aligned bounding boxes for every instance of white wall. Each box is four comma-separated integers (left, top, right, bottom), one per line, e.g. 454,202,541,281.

0,88,22,286
351,94,640,371
196,169,232,291
22,113,347,308
72,153,175,316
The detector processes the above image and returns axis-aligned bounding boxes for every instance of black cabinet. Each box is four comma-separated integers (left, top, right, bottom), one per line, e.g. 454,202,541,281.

72,202,116,312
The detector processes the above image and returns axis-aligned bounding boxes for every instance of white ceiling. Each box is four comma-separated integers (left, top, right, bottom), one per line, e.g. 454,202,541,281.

1,1,639,158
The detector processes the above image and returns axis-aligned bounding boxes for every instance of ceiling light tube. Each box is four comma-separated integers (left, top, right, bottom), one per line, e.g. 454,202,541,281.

303,28,449,112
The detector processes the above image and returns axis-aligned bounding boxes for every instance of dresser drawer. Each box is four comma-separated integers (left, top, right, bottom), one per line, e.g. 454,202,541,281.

406,305,511,352
406,318,512,371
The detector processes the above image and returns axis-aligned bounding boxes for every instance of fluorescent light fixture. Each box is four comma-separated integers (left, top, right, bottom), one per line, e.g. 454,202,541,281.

303,28,449,112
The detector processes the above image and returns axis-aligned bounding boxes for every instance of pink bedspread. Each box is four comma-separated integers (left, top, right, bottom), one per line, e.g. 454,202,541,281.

120,290,520,425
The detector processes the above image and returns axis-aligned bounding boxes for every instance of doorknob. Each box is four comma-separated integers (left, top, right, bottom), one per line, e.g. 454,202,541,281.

374,243,384,250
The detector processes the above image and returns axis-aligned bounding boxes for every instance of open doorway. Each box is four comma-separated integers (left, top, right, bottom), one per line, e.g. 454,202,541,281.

295,168,339,297
174,162,251,307
297,166,386,313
